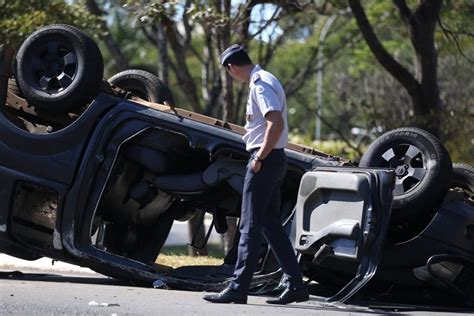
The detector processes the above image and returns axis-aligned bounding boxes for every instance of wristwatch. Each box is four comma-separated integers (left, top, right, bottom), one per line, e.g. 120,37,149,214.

252,154,263,162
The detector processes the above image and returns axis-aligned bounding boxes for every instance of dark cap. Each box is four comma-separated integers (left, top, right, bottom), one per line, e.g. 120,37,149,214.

219,44,245,66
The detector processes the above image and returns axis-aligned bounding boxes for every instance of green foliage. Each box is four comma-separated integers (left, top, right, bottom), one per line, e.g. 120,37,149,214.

437,1,474,57
349,39,412,77
100,5,156,77
289,133,365,161
124,0,179,24
187,4,229,29
0,0,102,49
444,135,474,165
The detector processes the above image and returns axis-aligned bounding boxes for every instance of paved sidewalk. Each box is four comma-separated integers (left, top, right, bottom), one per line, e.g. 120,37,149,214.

0,254,97,275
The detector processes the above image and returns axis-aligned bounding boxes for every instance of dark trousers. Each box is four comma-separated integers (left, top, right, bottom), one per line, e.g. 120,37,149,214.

229,149,304,293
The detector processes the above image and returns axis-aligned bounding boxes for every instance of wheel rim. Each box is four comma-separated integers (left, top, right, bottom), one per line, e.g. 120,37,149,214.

380,143,427,196
28,38,78,94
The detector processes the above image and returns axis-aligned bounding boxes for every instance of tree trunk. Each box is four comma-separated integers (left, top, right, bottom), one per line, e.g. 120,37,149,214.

409,0,443,136
215,0,235,123
159,17,202,112
156,23,169,85
222,217,238,255
85,0,129,71
187,210,209,256
202,33,222,117
214,0,238,251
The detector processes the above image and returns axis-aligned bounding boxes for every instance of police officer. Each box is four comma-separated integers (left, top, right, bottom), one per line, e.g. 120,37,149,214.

203,44,309,305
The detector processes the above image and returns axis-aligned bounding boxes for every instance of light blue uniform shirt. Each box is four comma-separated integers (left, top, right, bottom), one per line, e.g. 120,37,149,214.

243,65,289,152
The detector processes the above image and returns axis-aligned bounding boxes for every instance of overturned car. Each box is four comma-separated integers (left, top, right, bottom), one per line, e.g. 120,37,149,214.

1,25,473,309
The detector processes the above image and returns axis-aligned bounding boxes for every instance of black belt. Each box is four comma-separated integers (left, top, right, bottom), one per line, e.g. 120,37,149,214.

249,148,284,154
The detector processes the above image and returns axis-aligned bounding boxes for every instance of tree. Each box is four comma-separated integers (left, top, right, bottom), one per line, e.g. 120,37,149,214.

84,0,130,71
282,0,472,161
0,0,101,49
347,0,472,137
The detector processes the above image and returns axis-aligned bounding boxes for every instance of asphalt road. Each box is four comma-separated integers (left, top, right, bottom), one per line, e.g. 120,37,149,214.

1,271,472,315
1,188,472,314
0,272,360,315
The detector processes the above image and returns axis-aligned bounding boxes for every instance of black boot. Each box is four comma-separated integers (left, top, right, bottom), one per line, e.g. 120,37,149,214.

266,287,309,305
203,287,247,304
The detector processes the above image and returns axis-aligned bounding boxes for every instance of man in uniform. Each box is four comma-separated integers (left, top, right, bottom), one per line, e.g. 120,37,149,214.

203,44,309,305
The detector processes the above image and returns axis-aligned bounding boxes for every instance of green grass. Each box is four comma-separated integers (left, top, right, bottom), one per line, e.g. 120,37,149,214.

156,244,225,268
160,244,225,258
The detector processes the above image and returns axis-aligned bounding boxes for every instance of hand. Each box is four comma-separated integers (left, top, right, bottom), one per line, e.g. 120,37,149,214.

251,159,262,173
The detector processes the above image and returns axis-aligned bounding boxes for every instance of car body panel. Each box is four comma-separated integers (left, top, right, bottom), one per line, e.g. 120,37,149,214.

0,88,343,283
294,167,395,302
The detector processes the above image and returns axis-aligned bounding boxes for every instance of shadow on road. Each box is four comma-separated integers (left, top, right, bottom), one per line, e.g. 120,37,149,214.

0,270,132,287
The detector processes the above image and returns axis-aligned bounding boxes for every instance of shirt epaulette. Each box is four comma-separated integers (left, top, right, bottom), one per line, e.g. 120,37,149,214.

252,73,260,83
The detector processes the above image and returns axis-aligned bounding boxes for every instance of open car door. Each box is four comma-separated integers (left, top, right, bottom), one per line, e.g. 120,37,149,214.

294,166,395,303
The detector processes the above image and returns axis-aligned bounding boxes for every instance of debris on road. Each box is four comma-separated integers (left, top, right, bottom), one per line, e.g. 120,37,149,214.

87,301,120,307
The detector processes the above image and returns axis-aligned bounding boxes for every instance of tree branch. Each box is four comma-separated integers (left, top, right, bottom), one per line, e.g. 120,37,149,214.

235,1,254,43
437,15,474,64
247,5,282,39
160,15,202,112
392,0,412,23
85,0,129,71
182,0,193,47
141,25,158,44
295,92,364,156
348,0,420,97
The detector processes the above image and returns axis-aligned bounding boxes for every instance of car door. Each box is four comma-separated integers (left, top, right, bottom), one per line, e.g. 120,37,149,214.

294,166,395,303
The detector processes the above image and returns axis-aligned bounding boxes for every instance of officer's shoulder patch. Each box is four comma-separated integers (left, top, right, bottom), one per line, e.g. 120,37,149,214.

252,73,261,83
256,85,265,94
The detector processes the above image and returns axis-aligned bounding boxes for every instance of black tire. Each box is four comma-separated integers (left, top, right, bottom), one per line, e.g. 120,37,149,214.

15,24,104,113
452,163,474,196
108,69,175,104
359,127,453,218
